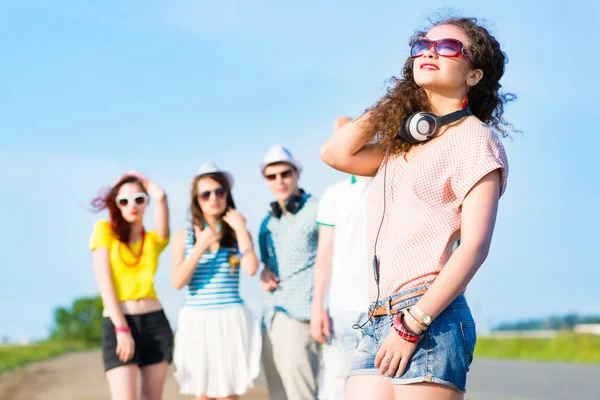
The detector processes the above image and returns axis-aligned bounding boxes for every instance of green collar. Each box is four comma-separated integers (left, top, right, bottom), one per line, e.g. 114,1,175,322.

351,175,357,185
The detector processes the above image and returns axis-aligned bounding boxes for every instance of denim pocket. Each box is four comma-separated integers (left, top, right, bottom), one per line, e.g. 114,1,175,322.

373,315,392,342
459,321,477,367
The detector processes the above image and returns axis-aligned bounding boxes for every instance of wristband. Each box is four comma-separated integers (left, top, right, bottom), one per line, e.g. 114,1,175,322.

411,304,432,326
238,248,253,258
403,308,428,331
393,313,423,343
114,327,131,333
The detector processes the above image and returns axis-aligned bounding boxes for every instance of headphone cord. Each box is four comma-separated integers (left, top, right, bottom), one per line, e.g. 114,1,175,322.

353,141,392,330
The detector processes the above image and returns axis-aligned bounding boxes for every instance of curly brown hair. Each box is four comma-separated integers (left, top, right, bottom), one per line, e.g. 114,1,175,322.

362,17,517,155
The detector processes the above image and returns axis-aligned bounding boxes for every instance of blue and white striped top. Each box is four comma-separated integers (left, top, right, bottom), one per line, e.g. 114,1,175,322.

183,227,243,309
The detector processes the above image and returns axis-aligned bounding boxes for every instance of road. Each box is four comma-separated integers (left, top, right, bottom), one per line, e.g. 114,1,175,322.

0,350,266,400
1,351,599,399
467,358,600,399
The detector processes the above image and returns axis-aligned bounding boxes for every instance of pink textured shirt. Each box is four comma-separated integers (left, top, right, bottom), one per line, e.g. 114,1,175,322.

367,118,509,301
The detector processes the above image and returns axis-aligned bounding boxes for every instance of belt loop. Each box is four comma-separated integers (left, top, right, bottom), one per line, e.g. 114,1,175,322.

385,296,393,316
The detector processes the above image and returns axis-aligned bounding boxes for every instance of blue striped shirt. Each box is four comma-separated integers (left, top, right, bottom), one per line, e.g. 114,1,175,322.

183,228,243,309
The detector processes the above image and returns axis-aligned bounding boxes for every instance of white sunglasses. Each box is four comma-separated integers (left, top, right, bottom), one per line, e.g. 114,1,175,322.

116,193,148,208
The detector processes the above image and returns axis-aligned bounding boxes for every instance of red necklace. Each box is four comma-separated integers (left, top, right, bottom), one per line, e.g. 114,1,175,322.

118,230,146,267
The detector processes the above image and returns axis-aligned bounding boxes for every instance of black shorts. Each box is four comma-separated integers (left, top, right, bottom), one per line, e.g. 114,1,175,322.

102,309,174,372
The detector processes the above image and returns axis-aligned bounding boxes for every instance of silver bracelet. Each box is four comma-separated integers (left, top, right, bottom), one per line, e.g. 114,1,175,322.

238,248,254,258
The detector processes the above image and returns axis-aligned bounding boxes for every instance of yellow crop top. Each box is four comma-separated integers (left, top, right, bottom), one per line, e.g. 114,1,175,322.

90,220,169,302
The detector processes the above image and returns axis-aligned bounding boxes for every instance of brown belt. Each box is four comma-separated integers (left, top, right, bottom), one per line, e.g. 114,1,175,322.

369,289,428,317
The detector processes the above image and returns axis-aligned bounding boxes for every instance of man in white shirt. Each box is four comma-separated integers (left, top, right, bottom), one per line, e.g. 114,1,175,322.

310,172,372,400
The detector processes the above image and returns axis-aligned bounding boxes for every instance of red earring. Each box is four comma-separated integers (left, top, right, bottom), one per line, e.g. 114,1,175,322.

462,94,469,109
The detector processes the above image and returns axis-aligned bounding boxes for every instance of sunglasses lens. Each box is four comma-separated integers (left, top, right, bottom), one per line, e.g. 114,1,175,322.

281,170,292,178
215,188,226,198
200,191,211,201
266,174,276,181
436,39,462,56
411,39,430,57
134,195,146,205
118,198,128,207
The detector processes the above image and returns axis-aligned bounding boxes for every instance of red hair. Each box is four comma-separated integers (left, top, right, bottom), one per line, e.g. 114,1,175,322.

90,176,147,243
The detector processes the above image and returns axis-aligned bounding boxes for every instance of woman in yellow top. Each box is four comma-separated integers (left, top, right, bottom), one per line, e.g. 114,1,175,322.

90,170,172,400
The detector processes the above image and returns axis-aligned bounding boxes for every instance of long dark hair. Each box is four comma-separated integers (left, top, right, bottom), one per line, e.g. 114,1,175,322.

362,17,518,155
90,176,147,243
190,172,237,249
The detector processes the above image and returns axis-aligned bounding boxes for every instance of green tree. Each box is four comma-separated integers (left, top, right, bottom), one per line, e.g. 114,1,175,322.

50,296,103,345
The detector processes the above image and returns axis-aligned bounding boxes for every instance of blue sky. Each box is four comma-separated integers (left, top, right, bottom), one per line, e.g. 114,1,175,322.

1,0,598,341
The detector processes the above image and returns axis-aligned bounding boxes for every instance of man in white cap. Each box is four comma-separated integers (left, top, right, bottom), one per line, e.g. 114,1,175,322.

258,144,320,400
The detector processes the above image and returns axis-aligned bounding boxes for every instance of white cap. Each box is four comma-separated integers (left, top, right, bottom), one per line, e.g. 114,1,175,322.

259,145,303,175
194,162,234,187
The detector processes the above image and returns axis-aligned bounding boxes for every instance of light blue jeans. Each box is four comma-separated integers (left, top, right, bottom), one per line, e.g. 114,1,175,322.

317,310,367,400
348,285,476,393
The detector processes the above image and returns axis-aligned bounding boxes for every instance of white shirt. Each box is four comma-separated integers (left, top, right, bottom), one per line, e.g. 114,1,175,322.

317,175,372,313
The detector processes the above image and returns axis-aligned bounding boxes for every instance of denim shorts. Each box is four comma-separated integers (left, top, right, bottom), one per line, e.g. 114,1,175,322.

348,285,476,393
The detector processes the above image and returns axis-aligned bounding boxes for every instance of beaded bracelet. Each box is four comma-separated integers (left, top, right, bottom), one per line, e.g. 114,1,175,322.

114,327,132,334
393,313,424,344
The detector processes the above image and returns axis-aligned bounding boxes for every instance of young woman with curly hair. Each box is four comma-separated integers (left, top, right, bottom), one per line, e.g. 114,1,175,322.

321,17,515,400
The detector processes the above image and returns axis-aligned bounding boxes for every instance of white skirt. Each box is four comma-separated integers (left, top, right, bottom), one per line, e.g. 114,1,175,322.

173,304,262,397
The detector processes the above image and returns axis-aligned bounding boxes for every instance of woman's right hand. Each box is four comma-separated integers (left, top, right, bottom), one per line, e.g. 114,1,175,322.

334,116,353,131
193,225,221,248
115,331,135,362
320,111,383,177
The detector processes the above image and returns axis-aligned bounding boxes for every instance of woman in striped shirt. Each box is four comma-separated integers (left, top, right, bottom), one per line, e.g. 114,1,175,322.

170,163,261,400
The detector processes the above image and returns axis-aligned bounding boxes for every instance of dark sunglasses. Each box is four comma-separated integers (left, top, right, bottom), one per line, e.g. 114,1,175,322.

265,169,294,181
410,38,473,63
116,193,148,208
198,187,227,202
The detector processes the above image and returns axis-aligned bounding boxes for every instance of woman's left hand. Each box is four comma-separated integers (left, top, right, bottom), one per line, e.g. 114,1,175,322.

125,170,165,200
223,209,247,233
374,324,419,377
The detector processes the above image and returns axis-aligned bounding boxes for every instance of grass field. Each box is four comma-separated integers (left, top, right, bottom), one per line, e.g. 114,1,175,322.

475,333,600,363
0,341,93,373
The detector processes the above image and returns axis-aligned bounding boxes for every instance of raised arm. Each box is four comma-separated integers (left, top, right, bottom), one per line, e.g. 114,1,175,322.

320,113,385,177
223,209,258,276
170,227,220,290
125,170,169,240
146,180,169,240
236,230,259,277
151,188,169,240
